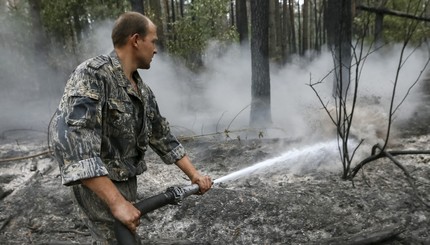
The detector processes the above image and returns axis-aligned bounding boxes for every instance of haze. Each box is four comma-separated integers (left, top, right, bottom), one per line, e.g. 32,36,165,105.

0,19,428,145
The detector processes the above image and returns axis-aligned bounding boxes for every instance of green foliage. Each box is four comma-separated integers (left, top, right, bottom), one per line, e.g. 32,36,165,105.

40,0,84,42
353,0,430,45
31,0,240,71
166,0,238,70
383,0,430,44
36,0,130,71
40,0,129,44
353,6,374,38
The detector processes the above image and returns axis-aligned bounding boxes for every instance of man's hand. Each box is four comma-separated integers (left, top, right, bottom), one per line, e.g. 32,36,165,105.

175,155,212,194
110,198,141,233
191,174,212,194
81,176,142,233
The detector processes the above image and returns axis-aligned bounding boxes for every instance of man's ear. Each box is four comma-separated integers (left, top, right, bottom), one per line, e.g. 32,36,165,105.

130,33,139,47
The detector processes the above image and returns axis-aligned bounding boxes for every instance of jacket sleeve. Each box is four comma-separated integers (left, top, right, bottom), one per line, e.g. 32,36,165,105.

51,67,109,186
147,90,186,165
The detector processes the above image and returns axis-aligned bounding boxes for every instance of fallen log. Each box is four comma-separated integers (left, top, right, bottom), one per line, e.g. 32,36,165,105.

319,224,405,245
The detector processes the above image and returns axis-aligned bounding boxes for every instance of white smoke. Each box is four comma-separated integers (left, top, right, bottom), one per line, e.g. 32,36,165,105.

1,17,428,146
144,42,429,143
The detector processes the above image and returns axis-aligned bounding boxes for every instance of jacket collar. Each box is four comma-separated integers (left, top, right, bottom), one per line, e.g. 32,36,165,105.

108,50,145,100
109,50,128,87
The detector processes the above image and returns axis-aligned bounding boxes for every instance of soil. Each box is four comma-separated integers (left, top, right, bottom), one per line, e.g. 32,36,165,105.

0,95,429,244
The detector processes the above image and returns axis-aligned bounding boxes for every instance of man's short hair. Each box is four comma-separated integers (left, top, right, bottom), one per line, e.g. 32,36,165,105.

111,12,149,48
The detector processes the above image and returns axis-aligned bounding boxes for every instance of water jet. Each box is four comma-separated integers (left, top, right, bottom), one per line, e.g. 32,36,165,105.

214,140,340,185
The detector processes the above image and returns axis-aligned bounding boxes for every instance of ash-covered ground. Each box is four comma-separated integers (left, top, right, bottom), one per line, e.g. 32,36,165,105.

0,103,429,245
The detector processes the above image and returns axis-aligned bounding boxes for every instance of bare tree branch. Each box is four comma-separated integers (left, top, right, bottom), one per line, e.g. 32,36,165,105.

356,5,430,22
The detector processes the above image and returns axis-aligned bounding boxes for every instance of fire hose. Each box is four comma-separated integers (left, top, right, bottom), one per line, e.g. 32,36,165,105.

114,184,201,245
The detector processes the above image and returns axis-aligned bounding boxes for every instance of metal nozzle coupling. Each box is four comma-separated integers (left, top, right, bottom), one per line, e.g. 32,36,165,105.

166,184,200,205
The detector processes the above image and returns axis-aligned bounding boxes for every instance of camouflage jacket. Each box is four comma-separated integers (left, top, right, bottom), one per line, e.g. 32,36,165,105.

49,51,186,186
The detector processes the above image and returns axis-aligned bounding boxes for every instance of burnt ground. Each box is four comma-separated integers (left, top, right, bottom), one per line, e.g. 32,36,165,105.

0,95,429,244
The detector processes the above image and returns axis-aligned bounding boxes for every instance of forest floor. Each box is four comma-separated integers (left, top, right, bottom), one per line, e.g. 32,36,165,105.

0,95,430,244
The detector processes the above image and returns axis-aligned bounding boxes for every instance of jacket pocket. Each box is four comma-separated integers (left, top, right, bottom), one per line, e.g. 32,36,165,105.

106,99,134,138
66,96,100,127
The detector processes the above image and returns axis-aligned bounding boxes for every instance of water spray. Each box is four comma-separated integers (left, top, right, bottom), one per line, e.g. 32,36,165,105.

214,140,340,184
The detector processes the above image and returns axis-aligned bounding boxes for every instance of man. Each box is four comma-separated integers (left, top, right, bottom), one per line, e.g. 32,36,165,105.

49,12,212,244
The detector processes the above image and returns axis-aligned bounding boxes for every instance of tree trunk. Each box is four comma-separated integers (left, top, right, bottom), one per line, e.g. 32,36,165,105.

28,0,49,55
375,13,384,48
325,0,352,99
375,0,389,48
281,0,288,61
170,0,176,23
71,6,84,47
297,1,302,55
130,0,145,14
250,0,272,128
302,0,309,55
163,0,170,26
163,0,173,42
149,0,165,51
313,0,323,52
236,0,249,45
269,0,277,58
179,0,184,18
269,0,281,59
230,0,235,26
289,0,297,54
28,0,49,92
274,0,281,52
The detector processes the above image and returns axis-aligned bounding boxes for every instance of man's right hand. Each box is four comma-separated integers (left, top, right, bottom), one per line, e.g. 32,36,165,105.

110,199,141,233
81,176,142,233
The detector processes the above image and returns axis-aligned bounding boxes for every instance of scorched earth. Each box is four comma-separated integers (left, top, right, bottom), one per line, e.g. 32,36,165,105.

0,115,429,244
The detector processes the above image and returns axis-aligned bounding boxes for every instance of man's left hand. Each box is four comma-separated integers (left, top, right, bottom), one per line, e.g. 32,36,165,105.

192,174,212,194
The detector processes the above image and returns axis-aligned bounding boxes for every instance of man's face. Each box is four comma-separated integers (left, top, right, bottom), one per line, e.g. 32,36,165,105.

136,22,158,69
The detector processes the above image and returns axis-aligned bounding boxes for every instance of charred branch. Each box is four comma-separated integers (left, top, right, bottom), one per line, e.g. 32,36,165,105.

349,144,430,208
0,150,52,163
356,5,430,22
350,147,430,179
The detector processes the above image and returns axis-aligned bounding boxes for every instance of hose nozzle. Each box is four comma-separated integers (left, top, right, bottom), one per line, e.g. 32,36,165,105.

166,184,200,205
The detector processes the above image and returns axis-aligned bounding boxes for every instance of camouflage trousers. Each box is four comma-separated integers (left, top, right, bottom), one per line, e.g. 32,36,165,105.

71,176,142,245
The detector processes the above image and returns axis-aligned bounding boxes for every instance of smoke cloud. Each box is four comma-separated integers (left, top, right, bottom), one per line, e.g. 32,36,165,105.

144,42,429,144
0,18,428,148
